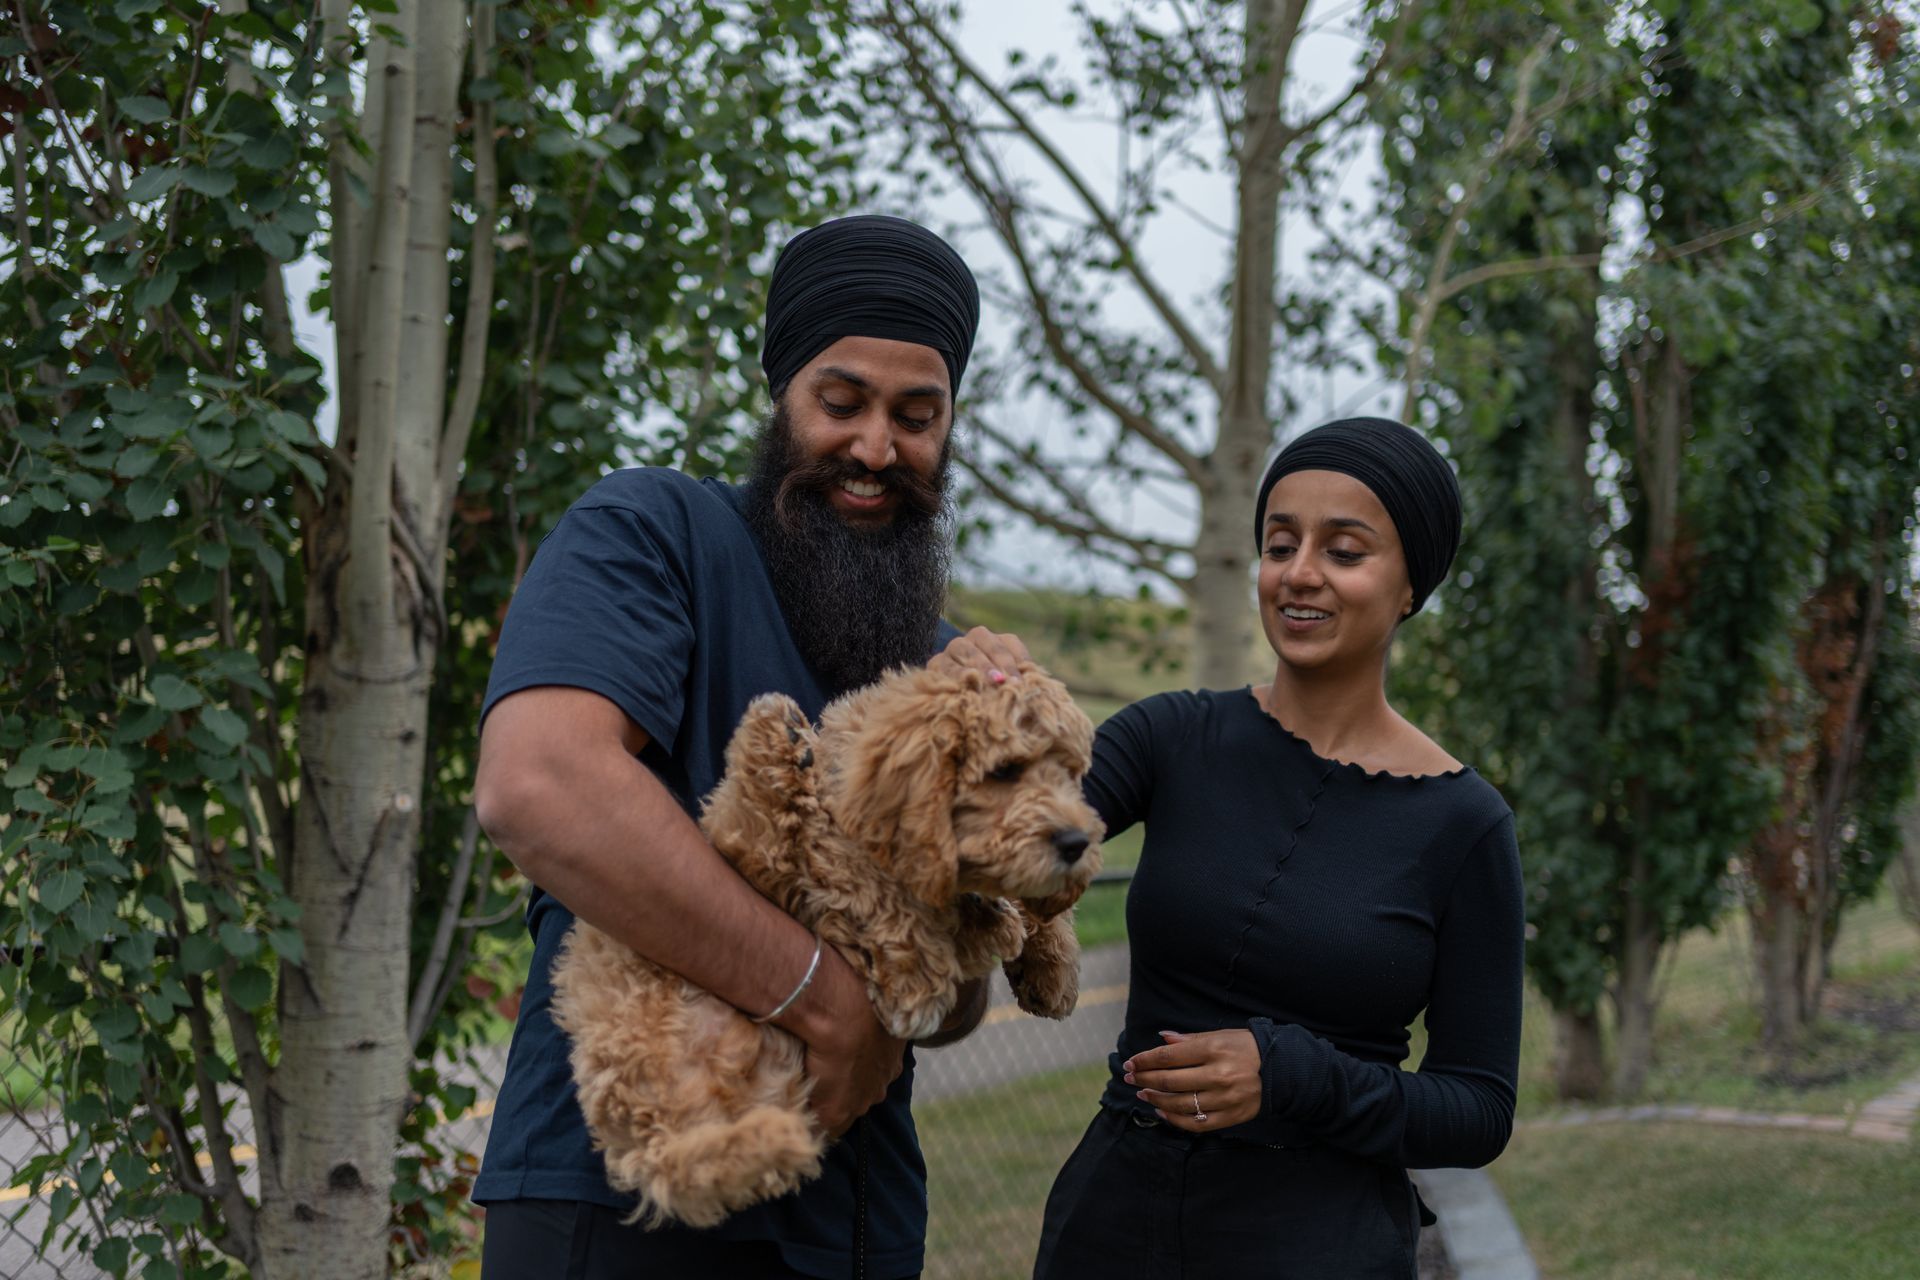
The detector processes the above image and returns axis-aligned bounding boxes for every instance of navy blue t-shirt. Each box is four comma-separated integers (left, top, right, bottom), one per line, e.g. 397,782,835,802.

474,467,946,1279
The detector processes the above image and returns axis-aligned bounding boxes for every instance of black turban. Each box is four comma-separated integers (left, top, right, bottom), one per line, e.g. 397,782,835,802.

1253,417,1463,616
761,214,980,399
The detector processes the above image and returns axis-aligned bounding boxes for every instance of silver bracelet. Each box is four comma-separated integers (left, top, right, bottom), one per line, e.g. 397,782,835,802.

751,934,822,1025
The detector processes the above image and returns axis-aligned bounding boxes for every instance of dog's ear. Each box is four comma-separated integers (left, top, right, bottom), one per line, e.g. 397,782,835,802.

830,668,975,905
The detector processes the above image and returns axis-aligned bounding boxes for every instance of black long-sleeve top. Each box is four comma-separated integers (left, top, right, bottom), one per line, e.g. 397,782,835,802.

1084,688,1524,1169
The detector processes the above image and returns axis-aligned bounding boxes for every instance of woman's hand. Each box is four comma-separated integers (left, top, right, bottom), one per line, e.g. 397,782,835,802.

929,625,1033,683
1123,1029,1264,1132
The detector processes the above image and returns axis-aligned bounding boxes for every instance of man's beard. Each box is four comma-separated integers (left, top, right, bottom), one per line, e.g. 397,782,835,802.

742,402,955,695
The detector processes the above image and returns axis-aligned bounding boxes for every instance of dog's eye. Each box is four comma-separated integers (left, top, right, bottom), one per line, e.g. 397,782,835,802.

986,761,1027,783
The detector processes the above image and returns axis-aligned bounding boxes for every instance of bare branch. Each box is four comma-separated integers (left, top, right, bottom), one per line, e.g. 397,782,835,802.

1439,179,1836,302
409,806,483,1048
437,0,500,527
960,412,1188,586
891,28,1206,482
1401,32,1564,419
1276,0,1423,151
886,0,1227,391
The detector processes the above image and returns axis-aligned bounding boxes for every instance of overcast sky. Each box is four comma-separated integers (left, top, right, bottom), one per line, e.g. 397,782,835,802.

286,1,1400,592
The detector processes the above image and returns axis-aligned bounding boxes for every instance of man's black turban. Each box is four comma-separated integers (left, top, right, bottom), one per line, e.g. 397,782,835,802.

761,214,980,400
1254,417,1463,616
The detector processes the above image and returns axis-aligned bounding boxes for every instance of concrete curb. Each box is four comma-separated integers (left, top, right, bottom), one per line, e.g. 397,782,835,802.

1413,1166,1539,1280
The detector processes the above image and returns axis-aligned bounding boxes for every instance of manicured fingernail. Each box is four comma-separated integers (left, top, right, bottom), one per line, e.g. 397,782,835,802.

989,669,1007,684
1123,1072,1135,1085
1122,1059,1134,1072
1136,1090,1149,1101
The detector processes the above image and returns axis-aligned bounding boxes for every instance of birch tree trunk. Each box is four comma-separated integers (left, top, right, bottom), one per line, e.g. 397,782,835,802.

260,2,468,1271
1197,0,1300,689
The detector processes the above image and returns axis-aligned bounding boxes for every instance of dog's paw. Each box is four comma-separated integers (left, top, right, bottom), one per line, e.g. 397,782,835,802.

729,694,820,781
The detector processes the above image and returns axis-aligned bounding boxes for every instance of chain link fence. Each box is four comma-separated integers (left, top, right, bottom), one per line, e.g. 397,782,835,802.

3,877,1452,1280
1,878,1132,1280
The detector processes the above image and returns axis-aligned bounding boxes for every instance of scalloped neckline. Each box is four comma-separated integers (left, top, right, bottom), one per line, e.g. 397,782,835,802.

1239,686,1475,784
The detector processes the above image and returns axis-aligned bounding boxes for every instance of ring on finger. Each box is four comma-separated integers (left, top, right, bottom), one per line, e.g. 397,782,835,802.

1191,1092,1207,1122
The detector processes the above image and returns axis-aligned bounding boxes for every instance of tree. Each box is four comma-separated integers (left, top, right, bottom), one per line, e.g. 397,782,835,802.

859,0,1454,687
1380,0,1920,1096
1,1,854,1274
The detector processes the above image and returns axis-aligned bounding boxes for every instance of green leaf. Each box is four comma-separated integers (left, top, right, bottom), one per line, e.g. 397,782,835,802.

40,868,84,914
217,921,258,960
126,474,173,521
241,133,293,170
181,166,238,199
125,165,183,204
187,420,233,461
265,409,312,444
199,705,248,747
228,965,272,1010
132,269,180,313
160,1192,202,1226
118,95,172,125
148,674,202,710
269,925,304,966
179,931,221,973
254,221,297,261
4,558,34,588
93,1238,132,1273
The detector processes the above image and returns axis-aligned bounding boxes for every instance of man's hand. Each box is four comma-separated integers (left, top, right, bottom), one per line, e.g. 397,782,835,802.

781,946,907,1140
929,625,1033,683
1122,1029,1264,1131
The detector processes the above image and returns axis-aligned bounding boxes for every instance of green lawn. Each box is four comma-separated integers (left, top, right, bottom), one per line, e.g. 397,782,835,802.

1501,893,1920,1119
1492,1122,1920,1278
917,1062,1109,1280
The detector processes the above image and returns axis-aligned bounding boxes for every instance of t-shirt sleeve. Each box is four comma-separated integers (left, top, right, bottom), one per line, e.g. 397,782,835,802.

481,503,695,749
1081,694,1177,840
1248,812,1523,1168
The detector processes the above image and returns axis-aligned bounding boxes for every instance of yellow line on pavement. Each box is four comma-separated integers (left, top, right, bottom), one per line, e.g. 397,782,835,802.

981,982,1127,1027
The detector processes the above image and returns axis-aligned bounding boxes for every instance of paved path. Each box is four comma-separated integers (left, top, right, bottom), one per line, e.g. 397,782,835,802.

1519,1065,1920,1145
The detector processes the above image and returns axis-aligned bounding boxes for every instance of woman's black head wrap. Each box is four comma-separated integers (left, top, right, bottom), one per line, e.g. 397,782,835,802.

761,214,980,400
1253,417,1463,616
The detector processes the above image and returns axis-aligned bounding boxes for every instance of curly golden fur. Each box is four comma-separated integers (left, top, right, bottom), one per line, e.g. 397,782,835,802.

549,663,1103,1227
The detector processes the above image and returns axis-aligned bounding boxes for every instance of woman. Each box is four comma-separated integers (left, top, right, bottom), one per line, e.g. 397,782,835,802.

943,417,1523,1279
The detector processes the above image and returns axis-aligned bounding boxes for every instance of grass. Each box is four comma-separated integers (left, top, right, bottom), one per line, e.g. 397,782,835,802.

1491,1122,1920,1278
917,1061,1110,1280
1498,893,1920,1120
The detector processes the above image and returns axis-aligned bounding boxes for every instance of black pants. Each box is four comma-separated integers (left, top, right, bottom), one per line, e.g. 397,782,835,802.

1033,1108,1420,1280
481,1199,821,1279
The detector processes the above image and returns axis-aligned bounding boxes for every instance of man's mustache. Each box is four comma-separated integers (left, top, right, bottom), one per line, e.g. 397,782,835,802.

773,455,946,528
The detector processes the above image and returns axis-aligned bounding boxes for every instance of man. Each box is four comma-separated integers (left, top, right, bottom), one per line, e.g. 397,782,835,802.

471,215,1000,1279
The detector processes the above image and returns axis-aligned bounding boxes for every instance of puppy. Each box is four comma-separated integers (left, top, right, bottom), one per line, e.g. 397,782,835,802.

550,663,1103,1227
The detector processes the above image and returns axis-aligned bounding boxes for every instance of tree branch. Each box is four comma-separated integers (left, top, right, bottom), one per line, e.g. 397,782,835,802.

887,0,1226,392
408,806,482,1048
959,417,1188,587
1401,31,1566,419
1276,0,1422,151
896,38,1206,482
436,0,499,529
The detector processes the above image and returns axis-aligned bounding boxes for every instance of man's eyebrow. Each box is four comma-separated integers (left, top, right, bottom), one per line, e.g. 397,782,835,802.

1265,512,1380,535
812,366,948,401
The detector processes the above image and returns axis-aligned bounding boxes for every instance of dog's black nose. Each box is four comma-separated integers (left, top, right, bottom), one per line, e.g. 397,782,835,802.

1051,828,1091,864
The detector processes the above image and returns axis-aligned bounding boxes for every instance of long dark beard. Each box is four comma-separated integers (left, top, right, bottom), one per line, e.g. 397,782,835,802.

742,402,955,694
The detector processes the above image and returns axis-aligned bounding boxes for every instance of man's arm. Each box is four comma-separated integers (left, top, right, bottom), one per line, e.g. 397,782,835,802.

474,684,902,1137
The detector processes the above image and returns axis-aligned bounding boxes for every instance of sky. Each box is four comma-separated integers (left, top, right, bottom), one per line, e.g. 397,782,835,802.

283,1,1407,593
927,0,1398,593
